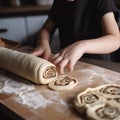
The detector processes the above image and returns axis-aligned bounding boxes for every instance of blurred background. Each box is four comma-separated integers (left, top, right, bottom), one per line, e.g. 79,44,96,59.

0,0,54,6
0,0,120,62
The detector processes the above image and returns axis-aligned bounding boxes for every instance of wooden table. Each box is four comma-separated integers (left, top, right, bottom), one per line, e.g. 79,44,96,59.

0,58,120,120
81,58,120,73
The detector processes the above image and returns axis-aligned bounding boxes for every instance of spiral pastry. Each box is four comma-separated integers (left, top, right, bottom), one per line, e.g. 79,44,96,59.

97,84,120,99
113,98,120,105
43,67,57,79
87,101,120,120
74,88,106,113
48,75,77,90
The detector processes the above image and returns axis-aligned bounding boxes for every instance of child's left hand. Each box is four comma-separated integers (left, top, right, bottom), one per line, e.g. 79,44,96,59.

51,41,86,73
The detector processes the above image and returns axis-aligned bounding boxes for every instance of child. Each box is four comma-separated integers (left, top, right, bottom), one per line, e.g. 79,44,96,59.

32,0,120,73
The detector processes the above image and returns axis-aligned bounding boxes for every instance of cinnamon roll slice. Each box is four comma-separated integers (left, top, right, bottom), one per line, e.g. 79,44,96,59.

113,97,120,105
48,75,77,90
87,100,120,120
96,84,120,99
74,88,106,113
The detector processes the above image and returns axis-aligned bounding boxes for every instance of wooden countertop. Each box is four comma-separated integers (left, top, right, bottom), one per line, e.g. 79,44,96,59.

0,56,120,120
81,58,120,73
0,5,51,17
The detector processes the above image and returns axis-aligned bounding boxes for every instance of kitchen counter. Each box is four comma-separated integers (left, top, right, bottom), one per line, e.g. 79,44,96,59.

0,5,51,17
0,54,120,120
81,58,120,73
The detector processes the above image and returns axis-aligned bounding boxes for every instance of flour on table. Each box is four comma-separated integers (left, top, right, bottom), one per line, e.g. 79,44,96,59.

18,91,51,109
0,73,68,111
0,73,35,95
14,90,70,120
100,74,120,84
0,74,6,89
0,80,5,89
81,69,98,80
15,90,68,110
1,80,35,94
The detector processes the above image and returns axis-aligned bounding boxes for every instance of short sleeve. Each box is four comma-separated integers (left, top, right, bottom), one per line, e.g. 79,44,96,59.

97,0,119,22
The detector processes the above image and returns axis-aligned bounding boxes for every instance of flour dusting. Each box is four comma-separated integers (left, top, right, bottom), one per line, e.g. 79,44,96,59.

15,90,68,110
80,69,98,80
0,73,68,111
100,74,120,84
19,91,51,109
1,80,35,94
0,73,35,94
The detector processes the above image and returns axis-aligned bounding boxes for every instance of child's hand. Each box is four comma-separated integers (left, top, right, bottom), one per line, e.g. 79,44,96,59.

51,41,86,73
31,42,51,60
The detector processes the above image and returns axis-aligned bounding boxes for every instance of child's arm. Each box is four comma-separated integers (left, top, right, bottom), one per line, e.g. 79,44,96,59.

31,18,56,60
52,12,120,73
84,12,120,54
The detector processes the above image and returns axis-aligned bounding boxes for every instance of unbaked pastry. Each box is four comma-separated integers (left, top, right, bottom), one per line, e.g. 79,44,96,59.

96,84,120,99
87,100,120,120
113,97,120,105
74,84,120,119
74,88,106,113
0,47,58,84
48,74,77,90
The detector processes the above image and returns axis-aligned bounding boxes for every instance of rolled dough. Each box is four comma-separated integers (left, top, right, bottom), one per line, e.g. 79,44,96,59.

0,47,58,84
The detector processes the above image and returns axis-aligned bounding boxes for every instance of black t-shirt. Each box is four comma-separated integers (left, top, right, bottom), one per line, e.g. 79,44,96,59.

49,0,119,49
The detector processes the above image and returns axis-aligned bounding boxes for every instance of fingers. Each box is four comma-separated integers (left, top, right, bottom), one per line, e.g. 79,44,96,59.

54,56,64,64
52,54,75,73
52,53,60,60
31,50,42,56
68,60,76,72
31,48,51,60
58,59,69,74
51,53,63,64
43,50,51,60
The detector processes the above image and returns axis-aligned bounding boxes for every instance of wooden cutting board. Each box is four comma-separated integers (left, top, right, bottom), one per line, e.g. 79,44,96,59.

0,60,120,120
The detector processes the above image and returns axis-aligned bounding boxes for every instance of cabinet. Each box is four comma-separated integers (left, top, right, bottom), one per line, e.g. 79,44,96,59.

0,16,48,44
0,17,27,43
0,5,60,53
0,15,60,53
26,15,47,36
24,15,48,46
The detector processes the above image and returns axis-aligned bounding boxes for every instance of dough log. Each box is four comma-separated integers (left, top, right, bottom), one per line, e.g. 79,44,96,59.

0,47,58,84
